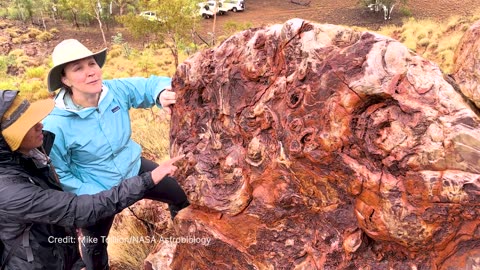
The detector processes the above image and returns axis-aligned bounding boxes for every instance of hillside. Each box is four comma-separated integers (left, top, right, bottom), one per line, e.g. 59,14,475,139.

2,0,479,55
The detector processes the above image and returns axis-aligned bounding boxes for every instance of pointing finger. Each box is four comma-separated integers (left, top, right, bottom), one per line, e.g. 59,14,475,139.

170,154,185,164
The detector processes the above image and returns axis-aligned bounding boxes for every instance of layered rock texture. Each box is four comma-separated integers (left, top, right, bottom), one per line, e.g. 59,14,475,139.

167,18,480,269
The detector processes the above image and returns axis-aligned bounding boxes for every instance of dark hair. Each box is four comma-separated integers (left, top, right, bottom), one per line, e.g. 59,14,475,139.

60,69,73,95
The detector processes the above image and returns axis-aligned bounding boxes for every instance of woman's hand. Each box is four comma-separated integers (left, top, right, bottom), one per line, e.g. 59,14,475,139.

159,86,176,115
151,155,185,184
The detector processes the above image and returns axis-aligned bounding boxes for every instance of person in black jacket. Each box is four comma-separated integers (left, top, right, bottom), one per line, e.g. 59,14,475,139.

0,90,183,270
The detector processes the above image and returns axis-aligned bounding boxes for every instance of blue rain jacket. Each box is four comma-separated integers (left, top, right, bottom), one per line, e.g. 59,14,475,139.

42,76,171,195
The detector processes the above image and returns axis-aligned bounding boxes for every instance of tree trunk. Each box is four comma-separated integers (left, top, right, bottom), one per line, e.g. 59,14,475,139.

71,10,80,29
167,18,480,269
41,11,47,31
94,8,107,48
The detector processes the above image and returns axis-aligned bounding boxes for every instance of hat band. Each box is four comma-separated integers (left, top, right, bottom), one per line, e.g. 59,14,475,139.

1,100,29,130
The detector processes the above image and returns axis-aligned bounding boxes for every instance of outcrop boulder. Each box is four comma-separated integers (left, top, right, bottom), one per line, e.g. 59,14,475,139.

168,18,480,269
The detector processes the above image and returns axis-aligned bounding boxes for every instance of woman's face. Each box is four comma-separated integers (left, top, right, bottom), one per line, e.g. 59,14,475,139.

61,56,103,95
18,122,44,154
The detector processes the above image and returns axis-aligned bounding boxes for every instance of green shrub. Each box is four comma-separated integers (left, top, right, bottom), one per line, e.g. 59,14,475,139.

12,34,31,44
438,50,455,73
136,51,156,75
8,49,24,58
0,10,8,19
0,55,16,78
436,32,464,52
0,54,16,68
6,28,21,38
25,66,46,79
108,45,123,58
223,21,253,35
427,43,438,50
6,8,25,21
461,24,470,32
32,88,50,100
0,78,16,90
37,31,54,42
399,7,412,17
122,44,132,58
112,32,125,45
446,16,465,31
418,38,430,47
15,55,32,66
111,33,132,58
0,21,12,29
19,80,45,98
27,28,42,38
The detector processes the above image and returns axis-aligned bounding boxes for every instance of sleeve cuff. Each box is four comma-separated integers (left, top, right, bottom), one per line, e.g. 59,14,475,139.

140,172,155,190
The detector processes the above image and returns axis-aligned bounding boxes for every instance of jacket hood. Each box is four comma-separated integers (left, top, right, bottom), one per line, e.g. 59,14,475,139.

0,135,17,164
0,90,18,164
0,90,20,164
0,90,18,120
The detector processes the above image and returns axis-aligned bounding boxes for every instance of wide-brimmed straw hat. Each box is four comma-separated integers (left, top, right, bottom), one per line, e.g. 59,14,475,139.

47,39,107,92
0,90,54,151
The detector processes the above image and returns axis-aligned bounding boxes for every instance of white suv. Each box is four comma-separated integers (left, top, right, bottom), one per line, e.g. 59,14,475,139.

139,11,159,21
221,0,245,12
198,1,229,18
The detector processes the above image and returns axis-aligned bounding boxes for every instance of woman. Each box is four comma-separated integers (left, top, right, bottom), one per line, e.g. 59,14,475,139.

42,39,189,269
0,90,182,270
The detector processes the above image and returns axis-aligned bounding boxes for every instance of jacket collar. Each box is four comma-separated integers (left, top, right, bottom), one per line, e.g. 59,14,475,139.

53,85,111,118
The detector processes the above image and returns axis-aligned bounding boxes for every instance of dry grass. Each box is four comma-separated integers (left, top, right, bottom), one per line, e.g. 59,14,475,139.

103,47,179,79
378,10,480,74
5,27,21,38
130,108,172,162
108,200,173,269
107,211,168,270
107,215,153,269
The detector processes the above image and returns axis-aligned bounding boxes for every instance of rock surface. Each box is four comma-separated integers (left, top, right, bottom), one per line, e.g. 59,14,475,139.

453,20,480,108
169,18,480,269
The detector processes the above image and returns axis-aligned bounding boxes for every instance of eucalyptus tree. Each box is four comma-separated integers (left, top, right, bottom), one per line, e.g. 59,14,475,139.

2,0,56,27
12,0,33,22
112,0,137,15
57,0,87,27
31,0,55,29
55,0,110,45
89,0,108,46
120,0,201,68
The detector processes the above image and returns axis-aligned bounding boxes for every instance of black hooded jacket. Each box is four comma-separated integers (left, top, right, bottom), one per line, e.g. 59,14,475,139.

0,131,155,270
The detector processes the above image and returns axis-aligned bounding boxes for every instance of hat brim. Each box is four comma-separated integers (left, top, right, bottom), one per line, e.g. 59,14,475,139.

47,48,107,92
2,99,55,151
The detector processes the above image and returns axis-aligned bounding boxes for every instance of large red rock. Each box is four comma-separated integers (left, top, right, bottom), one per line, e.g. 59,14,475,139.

168,18,480,269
